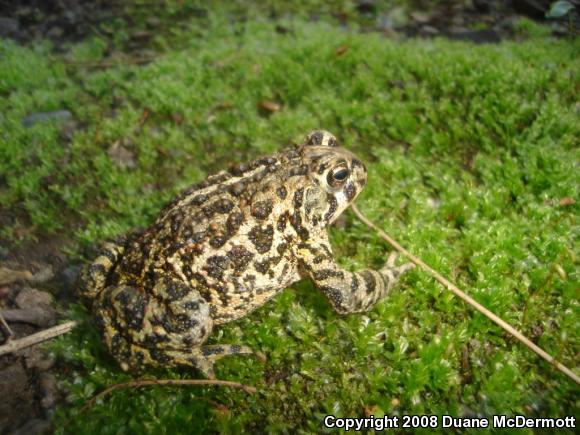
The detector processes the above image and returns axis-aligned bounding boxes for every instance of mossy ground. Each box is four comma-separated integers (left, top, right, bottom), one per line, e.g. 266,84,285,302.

1,4,578,434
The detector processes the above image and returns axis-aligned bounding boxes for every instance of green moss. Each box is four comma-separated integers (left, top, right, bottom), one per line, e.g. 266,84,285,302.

1,9,578,434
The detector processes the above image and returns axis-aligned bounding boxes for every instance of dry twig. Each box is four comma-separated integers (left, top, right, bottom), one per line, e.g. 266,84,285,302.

81,378,257,414
0,313,13,342
0,320,77,356
351,203,580,385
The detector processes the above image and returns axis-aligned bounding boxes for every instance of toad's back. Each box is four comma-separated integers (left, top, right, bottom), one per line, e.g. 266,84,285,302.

115,147,310,323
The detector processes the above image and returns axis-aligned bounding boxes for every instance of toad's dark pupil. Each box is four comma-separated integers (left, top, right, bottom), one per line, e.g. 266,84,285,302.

333,168,349,181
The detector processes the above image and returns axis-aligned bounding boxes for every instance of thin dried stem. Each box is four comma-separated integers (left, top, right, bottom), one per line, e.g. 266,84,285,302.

0,320,77,356
0,313,13,341
351,204,579,385
82,378,257,413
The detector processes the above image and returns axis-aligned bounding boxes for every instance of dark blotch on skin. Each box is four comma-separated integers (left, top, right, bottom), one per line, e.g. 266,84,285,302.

321,244,333,258
192,272,209,287
150,349,172,363
361,271,377,294
143,330,170,347
313,269,345,281
277,213,288,232
216,289,230,307
203,255,229,280
250,169,268,183
113,346,131,365
298,227,309,241
183,300,200,311
180,254,194,272
165,280,189,301
304,202,313,217
343,182,357,201
169,241,185,254
327,136,338,147
165,314,198,333
213,198,234,214
251,199,274,220
191,230,207,243
226,212,244,234
203,346,225,356
233,280,251,294
207,172,231,185
248,224,274,254
101,247,120,263
285,149,300,159
88,263,106,279
229,182,246,196
182,336,195,346
133,350,145,367
209,233,229,248
120,255,145,277
276,242,288,256
306,131,323,146
170,212,184,232
379,273,391,289
351,159,364,169
113,286,130,306
256,156,278,166
190,194,209,206
291,212,309,240
324,195,338,221
202,205,216,219
293,188,304,209
94,313,106,334
110,333,124,356
350,274,359,292
213,281,227,294
313,254,326,264
319,285,344,306
230,163,249,176
276,186,287,200
243,274,257,287
227,245,255,273
254,259,270,275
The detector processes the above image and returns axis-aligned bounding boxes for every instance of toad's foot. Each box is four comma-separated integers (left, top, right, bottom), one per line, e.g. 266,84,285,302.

166,344,256,379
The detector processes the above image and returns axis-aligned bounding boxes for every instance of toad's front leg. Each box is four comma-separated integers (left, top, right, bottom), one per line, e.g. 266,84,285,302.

296,236,414,314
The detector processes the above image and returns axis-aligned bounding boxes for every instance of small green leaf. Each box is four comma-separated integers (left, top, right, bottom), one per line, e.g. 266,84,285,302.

546,1,575,18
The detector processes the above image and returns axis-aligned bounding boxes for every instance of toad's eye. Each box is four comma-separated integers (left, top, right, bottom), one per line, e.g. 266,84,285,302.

327,166,349,187
333,168,348,180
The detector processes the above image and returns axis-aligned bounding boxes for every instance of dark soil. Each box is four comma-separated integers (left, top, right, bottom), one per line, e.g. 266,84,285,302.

0,281,66,434
0,0,574,51
0,0,121,49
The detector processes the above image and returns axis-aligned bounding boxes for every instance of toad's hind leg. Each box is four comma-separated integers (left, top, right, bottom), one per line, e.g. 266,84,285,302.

94,278,256,378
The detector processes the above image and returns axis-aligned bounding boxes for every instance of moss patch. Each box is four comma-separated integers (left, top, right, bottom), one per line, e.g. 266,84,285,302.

1,11,578,434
